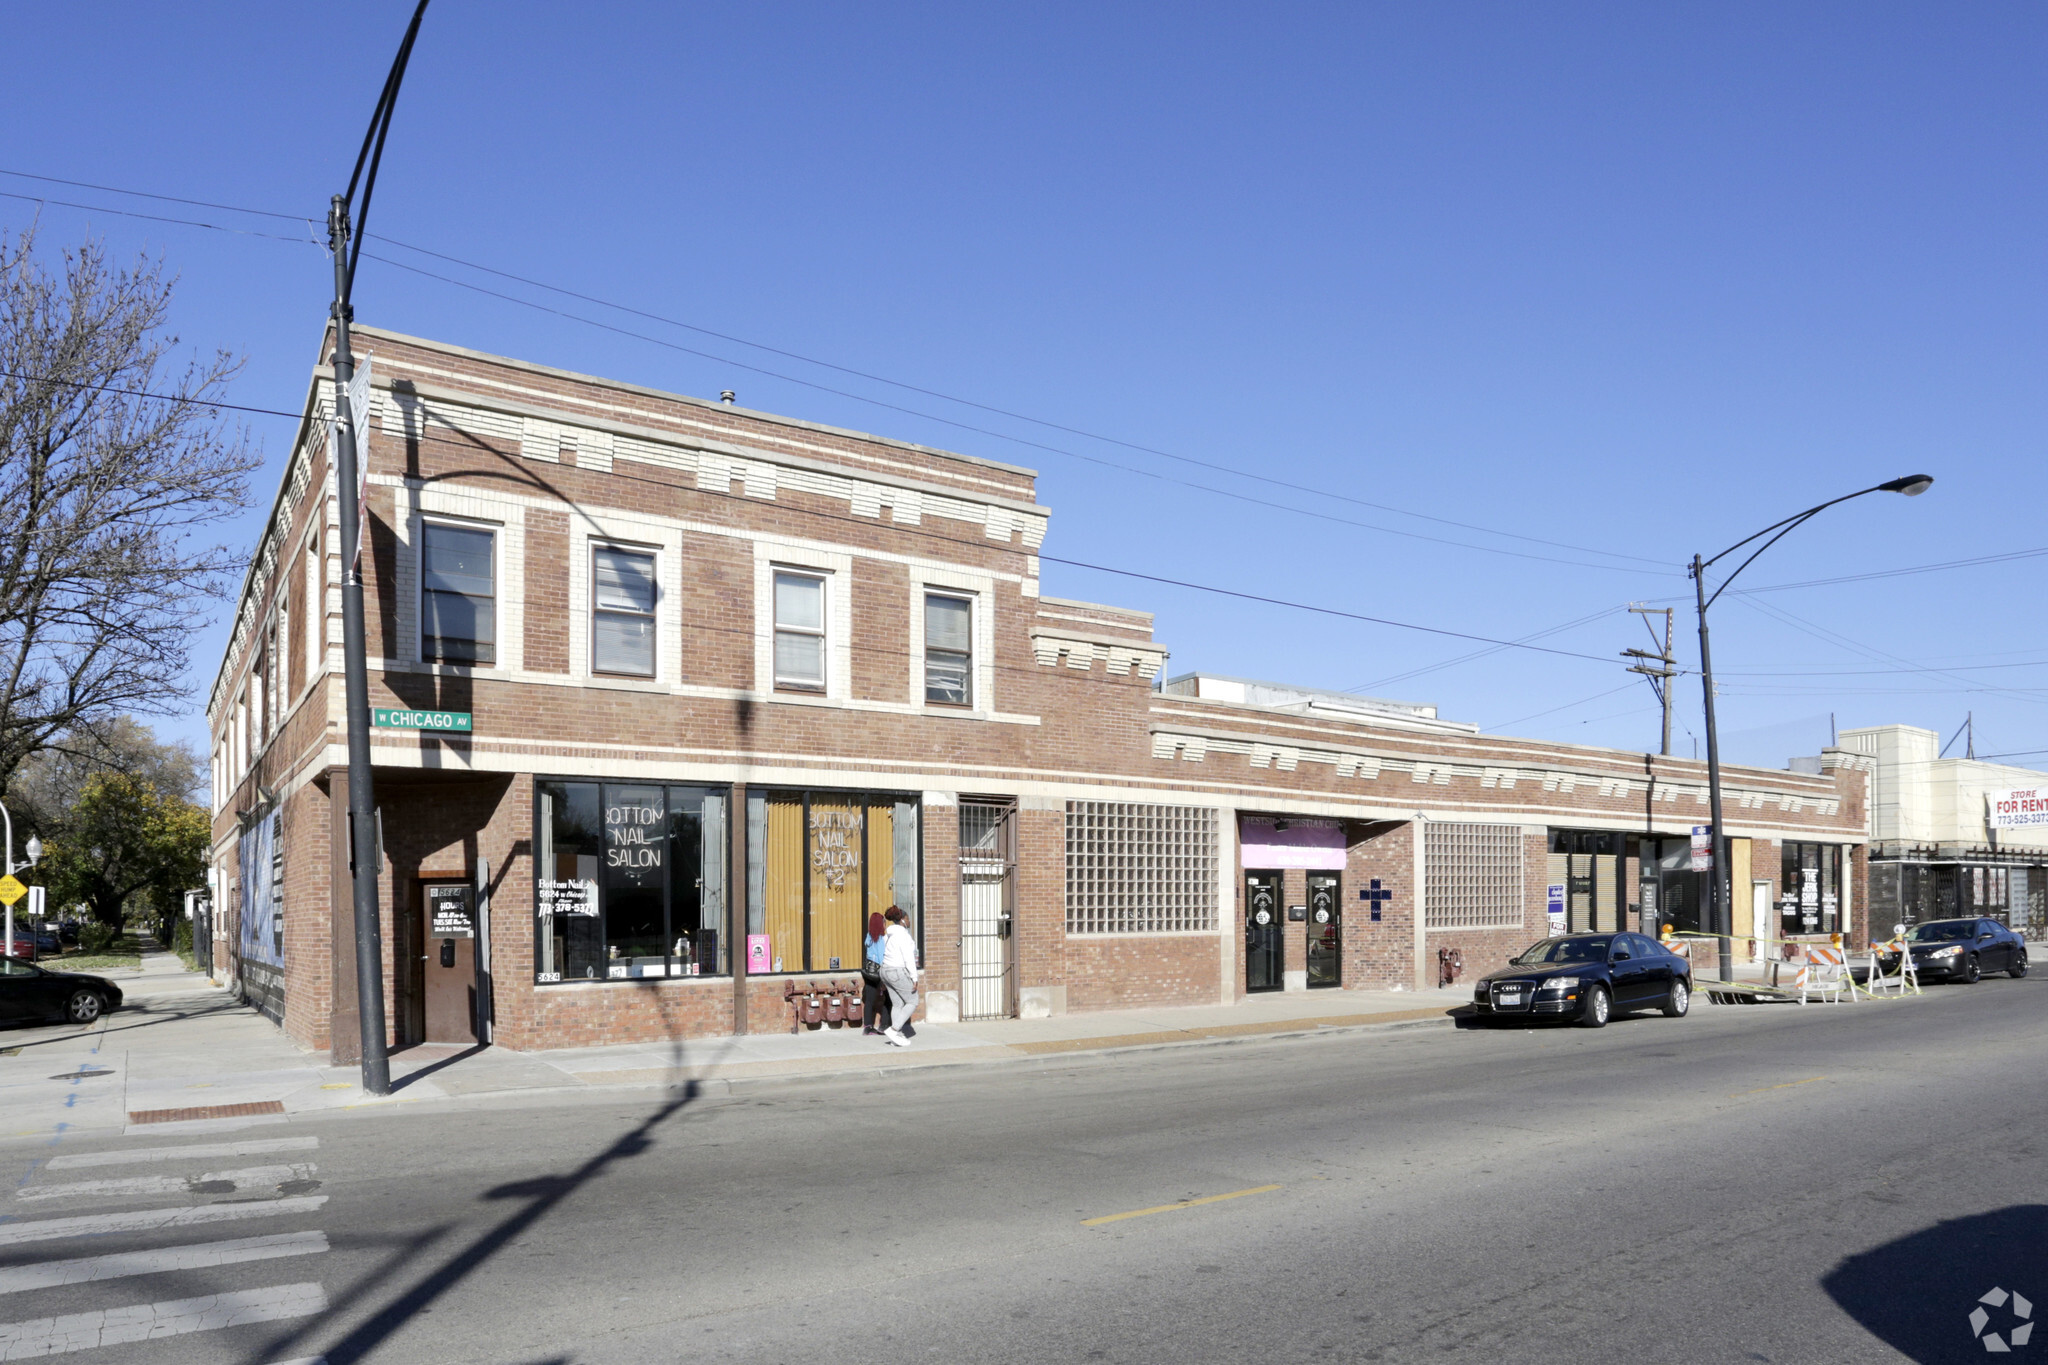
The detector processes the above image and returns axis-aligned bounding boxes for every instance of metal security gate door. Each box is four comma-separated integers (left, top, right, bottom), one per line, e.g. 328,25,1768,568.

959,802,1015,1020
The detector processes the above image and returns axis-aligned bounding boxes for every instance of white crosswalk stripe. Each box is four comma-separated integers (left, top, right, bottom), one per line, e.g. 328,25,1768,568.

16,1164,317,1203
44,1137,319,1170
0,1196,329,1248
0,1282,328,1359
0,1129,339,1359
0,1232,329,1296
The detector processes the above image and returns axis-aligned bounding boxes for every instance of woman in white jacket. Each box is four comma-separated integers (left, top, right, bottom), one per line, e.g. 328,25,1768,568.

878,906,920,1047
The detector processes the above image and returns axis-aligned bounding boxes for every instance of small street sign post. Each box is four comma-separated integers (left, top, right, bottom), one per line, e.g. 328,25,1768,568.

0,874,23,960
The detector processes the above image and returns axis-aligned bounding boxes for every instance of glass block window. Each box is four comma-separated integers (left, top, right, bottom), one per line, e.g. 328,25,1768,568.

1065,801,1218,934
1425,822,1525,929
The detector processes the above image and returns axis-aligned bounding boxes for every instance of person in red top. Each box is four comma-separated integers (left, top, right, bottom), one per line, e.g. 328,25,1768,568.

861,911,892,1037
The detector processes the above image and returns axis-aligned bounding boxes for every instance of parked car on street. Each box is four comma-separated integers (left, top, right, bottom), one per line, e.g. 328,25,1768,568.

1880,918,2029,984
4,932,35,962
57,920,79,946
0,958,122,1024
1472,932,1693,1027
31,927,61,956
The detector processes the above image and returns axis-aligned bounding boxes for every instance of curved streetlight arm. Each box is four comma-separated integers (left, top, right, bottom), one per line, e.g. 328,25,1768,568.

1695,475,1931,612
1698,507,1824,612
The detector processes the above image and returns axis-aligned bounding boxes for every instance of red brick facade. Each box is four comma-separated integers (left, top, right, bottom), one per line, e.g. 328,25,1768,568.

206,326,1872,1058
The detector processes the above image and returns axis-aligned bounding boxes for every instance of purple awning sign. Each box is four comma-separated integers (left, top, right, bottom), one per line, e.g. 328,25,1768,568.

1240,816,1346,870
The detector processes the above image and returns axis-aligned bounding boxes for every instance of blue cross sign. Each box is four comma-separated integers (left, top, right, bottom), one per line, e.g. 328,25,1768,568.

1359,879,1394,921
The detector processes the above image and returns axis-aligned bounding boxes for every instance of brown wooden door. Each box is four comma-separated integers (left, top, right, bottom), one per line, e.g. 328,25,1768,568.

418,879,478,1045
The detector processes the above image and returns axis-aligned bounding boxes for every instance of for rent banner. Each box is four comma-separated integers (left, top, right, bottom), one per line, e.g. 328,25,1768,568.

1989,788,2048,830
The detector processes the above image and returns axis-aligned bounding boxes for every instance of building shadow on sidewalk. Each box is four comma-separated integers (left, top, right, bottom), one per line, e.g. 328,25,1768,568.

386,1042,490,1093
1821,1204,2047,1361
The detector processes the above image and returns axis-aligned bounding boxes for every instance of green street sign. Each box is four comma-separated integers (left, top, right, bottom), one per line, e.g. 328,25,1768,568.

372,707,473,732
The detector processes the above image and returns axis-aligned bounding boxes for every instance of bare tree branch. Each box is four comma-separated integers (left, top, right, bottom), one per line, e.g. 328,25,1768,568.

0,224,259,793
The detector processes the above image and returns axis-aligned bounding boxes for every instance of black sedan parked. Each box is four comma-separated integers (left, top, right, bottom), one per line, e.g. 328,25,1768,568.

1472,932,1693,1027
1880,918,2029,984
0,957,123,1025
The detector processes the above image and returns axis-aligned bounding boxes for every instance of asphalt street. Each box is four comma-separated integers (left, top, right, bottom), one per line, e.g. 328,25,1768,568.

2,975,2043,1365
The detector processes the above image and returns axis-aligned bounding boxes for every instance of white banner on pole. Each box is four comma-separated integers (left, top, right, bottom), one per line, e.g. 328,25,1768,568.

346,357,373,437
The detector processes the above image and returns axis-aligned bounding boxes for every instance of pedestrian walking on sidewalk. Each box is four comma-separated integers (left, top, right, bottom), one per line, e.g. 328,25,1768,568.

879,906,920,1047
862,911,892,1036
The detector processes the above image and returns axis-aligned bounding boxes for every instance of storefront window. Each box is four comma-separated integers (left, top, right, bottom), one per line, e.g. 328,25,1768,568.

745,789,919,973
1778,842,1843,935
535,780,727,982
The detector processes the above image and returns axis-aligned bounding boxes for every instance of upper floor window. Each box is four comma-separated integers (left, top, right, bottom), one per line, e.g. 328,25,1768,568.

924,593,972,706
422,522,496,665
773,570,826,691
593,545,657,678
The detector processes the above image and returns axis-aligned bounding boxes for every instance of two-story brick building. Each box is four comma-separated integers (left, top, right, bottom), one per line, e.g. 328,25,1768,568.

206,325,1871,1059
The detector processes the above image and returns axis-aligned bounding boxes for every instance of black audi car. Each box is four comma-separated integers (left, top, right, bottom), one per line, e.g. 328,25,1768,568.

0,957,124,1025
1471,931,1692,1027
1879,918,2029,984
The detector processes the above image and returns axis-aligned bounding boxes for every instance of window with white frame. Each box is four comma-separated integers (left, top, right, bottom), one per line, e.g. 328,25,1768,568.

592,544,657,678
1424,822,1525,929
1065,801,1218,934
772,570,826,691
924,592,973,705
421,522,496,665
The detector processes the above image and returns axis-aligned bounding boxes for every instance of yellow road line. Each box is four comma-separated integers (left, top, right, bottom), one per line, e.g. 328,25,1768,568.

1082,1183,1282,1227
1730,1075,1826,1098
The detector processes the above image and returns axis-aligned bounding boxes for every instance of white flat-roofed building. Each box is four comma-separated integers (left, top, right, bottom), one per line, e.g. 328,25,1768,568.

1831,724,2047,933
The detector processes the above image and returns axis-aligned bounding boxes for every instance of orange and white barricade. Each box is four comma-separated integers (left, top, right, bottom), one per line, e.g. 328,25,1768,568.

1796,943,1851,1004
1860,932,1921,997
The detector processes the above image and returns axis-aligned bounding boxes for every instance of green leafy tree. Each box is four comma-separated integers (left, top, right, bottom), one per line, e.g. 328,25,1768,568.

42,773,207,931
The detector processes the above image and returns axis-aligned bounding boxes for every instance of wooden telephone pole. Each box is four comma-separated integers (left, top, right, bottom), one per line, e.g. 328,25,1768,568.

1624,605,1676,756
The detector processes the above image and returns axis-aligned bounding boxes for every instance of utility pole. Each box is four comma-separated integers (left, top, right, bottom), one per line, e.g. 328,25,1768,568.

329,0,431,1097
1623,605,1675,756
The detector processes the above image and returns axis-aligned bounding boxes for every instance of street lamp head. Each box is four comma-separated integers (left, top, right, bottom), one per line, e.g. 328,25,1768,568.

23,836,40,866
1879,474,1934,496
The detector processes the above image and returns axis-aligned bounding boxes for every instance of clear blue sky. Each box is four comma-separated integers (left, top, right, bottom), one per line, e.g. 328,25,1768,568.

6,2,2045,776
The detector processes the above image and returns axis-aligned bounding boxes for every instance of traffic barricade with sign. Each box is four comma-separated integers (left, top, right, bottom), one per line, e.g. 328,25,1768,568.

1795,943,1851,1004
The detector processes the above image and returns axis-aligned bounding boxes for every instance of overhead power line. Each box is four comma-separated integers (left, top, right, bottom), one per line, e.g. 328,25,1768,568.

0,368,305,421
0,367,1630,668
0,166,1676,576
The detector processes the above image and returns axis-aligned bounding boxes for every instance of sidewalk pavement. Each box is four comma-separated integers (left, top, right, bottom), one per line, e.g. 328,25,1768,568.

0,952,1472,1141
16,938,1983,1142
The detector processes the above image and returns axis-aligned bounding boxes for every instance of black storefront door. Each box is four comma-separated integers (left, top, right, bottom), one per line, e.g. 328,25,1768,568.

1246,872,1283,992
1306,872,1340,988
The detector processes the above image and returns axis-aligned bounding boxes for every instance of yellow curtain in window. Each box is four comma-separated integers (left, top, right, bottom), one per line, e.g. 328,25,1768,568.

763,795,804,973
866,802,896,919
808,799,864,971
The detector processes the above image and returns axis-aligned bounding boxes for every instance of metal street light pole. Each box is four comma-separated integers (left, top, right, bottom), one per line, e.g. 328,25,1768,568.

1692,473,1934,982
2,801,14,956
328,0,431,1096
